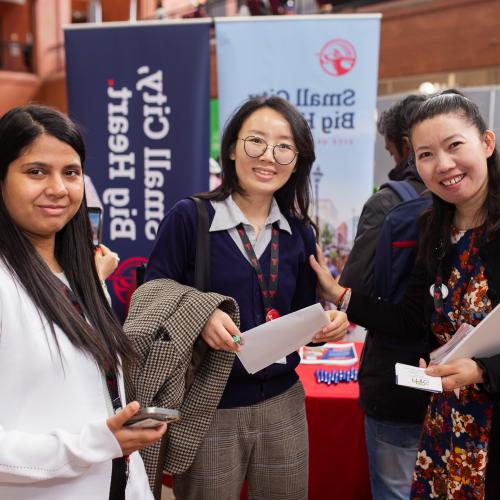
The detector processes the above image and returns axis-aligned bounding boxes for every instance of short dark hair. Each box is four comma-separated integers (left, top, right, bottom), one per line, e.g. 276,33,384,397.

200,96,316,229
409,92,500,269
0,105,132,370
377,94,427,157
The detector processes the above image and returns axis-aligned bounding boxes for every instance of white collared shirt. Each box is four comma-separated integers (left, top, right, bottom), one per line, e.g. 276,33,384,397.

210,195,292,262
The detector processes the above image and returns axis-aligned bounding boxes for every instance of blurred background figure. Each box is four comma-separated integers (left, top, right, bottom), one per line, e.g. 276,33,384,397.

339,94,429,500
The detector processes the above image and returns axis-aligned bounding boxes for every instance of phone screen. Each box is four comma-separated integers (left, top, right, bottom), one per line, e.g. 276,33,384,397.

124,408,180,428
88,208,103,246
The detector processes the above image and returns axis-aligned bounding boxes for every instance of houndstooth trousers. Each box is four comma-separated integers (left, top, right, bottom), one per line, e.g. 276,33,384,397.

173,381,308,500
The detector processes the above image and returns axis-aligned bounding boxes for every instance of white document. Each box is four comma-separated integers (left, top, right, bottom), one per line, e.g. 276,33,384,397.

395,363,443,393
236,303,329,374
430,302,500,365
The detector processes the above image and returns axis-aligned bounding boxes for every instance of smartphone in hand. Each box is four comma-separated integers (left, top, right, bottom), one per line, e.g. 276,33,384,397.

88,207,103,246
124,407,180,429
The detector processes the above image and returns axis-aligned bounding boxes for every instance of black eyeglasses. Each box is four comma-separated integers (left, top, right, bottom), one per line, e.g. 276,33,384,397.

239,136,298,165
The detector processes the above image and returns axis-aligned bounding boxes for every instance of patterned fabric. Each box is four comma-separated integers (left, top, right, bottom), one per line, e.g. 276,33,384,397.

412,226,493,499
123,279,240,485
173,381,308,500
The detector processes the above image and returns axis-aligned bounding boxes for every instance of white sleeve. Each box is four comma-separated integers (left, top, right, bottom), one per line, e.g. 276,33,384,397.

0,419,122,483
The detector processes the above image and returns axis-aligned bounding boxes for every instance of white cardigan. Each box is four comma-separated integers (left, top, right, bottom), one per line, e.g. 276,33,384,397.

0,262,153,500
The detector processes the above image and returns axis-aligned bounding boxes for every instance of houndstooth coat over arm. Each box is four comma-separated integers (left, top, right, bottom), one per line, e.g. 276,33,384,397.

123,278,239,485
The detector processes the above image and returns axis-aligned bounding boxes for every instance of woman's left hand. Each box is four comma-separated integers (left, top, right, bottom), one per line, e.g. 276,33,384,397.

420,358,484,391
312,310,349,343
309,245,344,304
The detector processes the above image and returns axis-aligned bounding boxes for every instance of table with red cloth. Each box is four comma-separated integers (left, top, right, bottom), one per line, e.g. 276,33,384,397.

296,341,371,500
164,342,371,500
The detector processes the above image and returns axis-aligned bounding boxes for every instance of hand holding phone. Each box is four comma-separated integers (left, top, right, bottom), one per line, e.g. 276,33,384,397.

88,207,103,246
107,402,167,455
124,407,180,429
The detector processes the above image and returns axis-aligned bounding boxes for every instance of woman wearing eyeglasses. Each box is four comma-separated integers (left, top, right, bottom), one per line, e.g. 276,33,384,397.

143,96,349,499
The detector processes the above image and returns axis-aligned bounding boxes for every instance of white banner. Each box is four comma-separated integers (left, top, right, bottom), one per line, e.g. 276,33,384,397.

216,15,381,265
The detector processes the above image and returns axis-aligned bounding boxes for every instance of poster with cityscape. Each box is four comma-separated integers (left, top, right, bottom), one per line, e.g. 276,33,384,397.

216,15,381,275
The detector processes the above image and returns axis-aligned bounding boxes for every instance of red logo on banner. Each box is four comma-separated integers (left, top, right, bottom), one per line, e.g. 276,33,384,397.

318,39,357,77
110,256,148,305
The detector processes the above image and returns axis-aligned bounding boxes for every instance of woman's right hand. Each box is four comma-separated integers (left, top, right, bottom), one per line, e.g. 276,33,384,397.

309,244,345,304
107,402,167,456
95,244,120,281
201,308,242,352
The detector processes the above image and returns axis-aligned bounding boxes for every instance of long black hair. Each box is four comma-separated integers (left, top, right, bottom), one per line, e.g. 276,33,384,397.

200,96,317,229
410,92,500,271
0,105,132,371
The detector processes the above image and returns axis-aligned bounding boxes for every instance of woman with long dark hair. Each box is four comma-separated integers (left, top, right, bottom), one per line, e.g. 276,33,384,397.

144,96,349,499
0,105,165,499
311,92,500,498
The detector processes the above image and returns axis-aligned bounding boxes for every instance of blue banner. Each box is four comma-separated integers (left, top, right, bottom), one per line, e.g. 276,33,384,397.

64,20,210,319
215,15,380,274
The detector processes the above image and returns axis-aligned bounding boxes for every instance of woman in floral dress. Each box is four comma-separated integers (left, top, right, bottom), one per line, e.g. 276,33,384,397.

412,223,493,498
311,91,500,498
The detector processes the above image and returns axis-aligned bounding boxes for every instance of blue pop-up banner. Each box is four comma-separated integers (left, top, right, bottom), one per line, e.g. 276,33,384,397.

215,15,380,259
65,20,210,319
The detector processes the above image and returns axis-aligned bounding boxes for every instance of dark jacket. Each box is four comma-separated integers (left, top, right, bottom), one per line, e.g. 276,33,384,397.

145,198,317,409
340,159,430,423
347,231,500,498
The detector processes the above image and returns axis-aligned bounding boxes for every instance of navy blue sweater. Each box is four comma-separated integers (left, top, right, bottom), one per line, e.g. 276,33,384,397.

145,198,317,408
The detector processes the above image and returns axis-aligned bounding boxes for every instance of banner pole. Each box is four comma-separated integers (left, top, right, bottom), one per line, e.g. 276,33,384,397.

130,0,138,22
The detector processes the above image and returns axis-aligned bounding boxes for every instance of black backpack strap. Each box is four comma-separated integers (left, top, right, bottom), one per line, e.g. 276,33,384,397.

135,262,146,288
136,197,210,291
185,196,211,404
153,196,211,500
380,180,419,203
189,196,211,292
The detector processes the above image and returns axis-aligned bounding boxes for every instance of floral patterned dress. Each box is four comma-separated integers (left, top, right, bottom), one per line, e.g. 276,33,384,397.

411,226,494,499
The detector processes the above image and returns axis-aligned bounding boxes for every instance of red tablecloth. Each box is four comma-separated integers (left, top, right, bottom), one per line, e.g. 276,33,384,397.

296,342,371,500
164,342,371,500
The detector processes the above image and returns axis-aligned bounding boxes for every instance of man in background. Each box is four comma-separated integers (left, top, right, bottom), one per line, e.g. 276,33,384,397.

340,94,429,500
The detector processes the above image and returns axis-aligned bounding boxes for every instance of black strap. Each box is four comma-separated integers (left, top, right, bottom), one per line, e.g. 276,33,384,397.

153,196,211,500
189,196,211,291
135,263,147,288
109,459,128,500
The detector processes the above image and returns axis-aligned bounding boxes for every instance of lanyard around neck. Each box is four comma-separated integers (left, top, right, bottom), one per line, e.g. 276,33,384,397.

237,222,280,321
